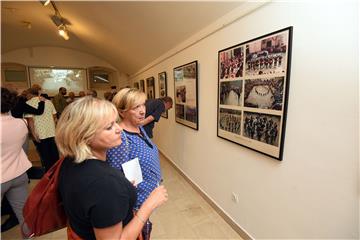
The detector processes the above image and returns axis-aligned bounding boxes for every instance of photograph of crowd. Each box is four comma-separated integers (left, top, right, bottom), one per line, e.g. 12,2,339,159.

245,31,288,76
220,80,243,106
244,77,284,110
174,61,199,130
219,108,242,135
185,106,197,123
146,77,155,99
139,79,145,92
175,104,185,119
219,46,244,80
243,112,280,146
176,86,186,103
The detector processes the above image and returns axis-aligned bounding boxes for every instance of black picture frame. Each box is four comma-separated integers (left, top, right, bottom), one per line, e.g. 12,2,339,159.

146,76,155,99
173,60,199,130
158,71,168,118
139,79,145,92
217,27,293,160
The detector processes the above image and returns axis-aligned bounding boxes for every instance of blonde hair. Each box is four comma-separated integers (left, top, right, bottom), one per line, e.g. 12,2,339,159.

112,88,146,119
55,96,118,163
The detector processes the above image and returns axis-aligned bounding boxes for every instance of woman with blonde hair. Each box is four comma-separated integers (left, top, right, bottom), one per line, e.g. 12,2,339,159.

56,96,167,240
107,88,162,239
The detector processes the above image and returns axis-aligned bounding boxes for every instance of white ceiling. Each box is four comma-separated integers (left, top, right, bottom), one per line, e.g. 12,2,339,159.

1,1,244,75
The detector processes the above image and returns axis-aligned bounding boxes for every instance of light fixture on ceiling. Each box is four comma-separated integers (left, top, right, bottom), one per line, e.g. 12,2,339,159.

40,0,51,6
58,24,69,40
41,0,71,40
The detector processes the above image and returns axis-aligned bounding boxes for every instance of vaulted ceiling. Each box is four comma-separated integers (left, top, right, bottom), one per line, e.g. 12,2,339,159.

1,1,244,75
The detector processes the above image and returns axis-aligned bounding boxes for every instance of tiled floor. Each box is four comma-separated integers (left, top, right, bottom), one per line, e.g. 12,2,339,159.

2,145,241,239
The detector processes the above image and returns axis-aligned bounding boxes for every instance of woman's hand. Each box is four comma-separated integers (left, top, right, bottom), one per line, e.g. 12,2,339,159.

144,185,168,211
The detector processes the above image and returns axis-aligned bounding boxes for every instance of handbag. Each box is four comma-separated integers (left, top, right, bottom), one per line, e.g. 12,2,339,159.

21,157,67,238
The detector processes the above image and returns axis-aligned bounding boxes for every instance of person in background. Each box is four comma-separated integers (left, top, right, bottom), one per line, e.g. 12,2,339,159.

57,97,168,240
111,85,117,94
66,91,76,104
52,87,68,118
78,91,86,97
1,87,32,237
86,89,98,98
141,96,173,138
0,89,46,232
104,91,113,102
25,87,59,171
107,88,163,239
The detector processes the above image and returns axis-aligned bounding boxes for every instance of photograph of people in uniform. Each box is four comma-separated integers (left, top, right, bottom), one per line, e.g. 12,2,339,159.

245,32,288,76
219,108,242,135
242,111,280,146
219,46,244,80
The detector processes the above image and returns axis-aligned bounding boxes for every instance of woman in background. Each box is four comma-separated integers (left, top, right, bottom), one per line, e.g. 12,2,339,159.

56,97,167,239
0,87,32,237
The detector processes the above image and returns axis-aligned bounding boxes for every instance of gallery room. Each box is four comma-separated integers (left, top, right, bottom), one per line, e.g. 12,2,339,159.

1,1,358,239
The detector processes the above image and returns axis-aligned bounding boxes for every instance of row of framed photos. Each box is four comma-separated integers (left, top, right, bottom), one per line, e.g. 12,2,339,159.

134,26,293,160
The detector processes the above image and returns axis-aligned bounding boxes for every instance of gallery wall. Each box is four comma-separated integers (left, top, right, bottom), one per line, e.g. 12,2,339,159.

2,46,129,97
130,1,359,239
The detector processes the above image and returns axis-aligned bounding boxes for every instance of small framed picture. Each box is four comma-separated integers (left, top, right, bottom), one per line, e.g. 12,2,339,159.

173,61,198,130
158,71,168,118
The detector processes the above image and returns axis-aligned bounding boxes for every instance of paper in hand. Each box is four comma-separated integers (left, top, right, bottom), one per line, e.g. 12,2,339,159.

121,157,143,185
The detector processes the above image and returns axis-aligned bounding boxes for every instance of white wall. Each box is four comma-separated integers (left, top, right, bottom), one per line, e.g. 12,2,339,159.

131,1,359,239
2,46,129,97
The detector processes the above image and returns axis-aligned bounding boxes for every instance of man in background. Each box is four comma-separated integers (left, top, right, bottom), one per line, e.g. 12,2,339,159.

25,87,59,171
141,96,173,138
52,87,67,118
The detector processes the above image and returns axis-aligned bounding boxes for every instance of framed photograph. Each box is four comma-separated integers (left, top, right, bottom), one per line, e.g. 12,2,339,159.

173,61,198,130
217,27,293,160
146,77,155,99
134,82,139,89
139,79,145,92
158,71,168,118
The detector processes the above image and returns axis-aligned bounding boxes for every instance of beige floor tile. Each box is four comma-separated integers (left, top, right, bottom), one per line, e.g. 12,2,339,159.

1,153,242,240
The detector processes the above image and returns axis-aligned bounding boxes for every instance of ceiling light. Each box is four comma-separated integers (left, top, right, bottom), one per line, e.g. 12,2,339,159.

40,0,51,6
58,25,69,40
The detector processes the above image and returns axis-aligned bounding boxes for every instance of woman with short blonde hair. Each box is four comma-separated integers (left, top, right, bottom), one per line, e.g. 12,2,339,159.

112,88,147,117
56,97,168,240
107,88,163,239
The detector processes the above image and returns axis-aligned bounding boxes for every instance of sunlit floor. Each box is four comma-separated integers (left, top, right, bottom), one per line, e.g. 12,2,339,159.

2,145,241,239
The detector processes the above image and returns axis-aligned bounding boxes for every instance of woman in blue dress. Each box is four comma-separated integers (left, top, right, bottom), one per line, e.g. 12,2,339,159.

107,88,162,239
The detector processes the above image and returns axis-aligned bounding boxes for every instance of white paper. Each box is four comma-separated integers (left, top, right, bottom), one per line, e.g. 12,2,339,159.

121,157,143,185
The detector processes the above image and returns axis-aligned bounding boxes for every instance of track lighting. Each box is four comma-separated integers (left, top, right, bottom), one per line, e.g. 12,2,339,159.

43,1,71,41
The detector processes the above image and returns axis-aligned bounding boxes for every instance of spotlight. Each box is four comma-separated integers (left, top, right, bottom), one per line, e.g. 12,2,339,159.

58,24,69,40
40,0,51,6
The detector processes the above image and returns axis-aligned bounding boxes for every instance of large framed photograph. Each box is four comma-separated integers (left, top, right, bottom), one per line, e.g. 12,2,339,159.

217,27,293,160
158,71,168,118
29,66,87,96
174,61,198,130
146,77,155,99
